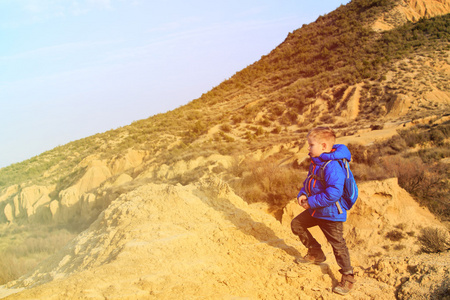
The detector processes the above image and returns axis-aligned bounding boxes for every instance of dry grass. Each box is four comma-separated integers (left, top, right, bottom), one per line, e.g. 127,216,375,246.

386,230,405,242
347,121,450,221
0,224,76,285
229,157,304,219
417,227,450,254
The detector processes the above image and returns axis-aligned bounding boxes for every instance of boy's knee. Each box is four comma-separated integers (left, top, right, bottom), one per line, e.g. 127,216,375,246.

290,219,298,234
291,218,304,235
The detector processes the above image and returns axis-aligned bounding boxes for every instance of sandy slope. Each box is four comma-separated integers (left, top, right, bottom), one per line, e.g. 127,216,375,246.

1,176,448,300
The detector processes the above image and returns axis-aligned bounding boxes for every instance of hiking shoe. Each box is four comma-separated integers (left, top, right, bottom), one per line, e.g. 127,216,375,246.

333,274,356,295
295,249,326,264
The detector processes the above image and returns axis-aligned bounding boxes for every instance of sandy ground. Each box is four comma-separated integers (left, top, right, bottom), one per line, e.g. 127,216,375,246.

1,176,448,300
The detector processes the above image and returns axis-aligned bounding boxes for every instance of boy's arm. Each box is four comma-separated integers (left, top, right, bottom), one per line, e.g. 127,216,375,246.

308,162,345,209
297,164,312,199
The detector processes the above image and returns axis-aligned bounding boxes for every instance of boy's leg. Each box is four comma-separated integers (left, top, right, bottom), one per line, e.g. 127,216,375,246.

318,220,355,294
318,220,353,274
291,210,321,249
291,210,326,263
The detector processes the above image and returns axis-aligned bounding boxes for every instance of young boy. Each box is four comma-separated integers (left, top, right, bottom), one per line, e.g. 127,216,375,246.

291,126,356,295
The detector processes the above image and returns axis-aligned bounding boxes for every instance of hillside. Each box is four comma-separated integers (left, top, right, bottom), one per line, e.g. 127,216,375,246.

0,0,450,299
0,178,448,299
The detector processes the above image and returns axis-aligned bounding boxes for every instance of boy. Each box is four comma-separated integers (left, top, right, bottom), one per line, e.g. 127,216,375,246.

291,127,355,295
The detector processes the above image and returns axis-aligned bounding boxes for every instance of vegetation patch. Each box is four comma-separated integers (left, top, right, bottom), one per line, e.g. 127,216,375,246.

0,224,76,284
417,227,450,254
348,120,450,221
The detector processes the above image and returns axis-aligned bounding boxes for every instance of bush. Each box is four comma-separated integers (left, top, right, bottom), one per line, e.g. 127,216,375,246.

417,146,450,163
346,123,450,221
271,126,282,134
417,227,450,254
0,225,75,284
430,129,445,144
386,230,405,242
380,155,426,194
350,162,389,181
230,158,304,210
220,123,232,133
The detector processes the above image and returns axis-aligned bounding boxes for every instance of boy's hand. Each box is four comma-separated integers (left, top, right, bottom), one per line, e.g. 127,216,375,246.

301,200,311,210
297,195,311,209
297,195,306,205
297,195,310,210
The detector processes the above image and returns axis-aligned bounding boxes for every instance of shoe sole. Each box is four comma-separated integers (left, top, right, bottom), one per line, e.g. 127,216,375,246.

333,289,350,295
294,258,326,265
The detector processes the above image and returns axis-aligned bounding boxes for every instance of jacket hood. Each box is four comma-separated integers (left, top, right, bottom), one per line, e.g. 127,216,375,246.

315,144,352,162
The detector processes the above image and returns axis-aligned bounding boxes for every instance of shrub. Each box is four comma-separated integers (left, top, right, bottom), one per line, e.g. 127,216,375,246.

231,115,243,124
394,244,406,251
350,162,389,181
429,129,445,146
244,131,255,141
399,128,429,147
191,120,207,135
0,225,75,284
370,124,384,130
230,158,304,210
271,126,282,134
347,143,374,165
386,230,405,242
380,155,426,194
395,223,407,230
220,132,235,143
417,227,450,254
259,118,271,127
320,114,336,123
220,123,232,133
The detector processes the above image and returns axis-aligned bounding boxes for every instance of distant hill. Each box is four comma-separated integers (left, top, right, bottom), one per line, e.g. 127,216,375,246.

0,1,449,298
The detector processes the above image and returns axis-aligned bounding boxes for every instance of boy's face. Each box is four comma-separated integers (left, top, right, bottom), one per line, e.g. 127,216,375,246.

307,136,327,158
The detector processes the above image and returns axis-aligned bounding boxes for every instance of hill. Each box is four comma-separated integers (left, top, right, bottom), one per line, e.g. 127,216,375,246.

0,0,449,299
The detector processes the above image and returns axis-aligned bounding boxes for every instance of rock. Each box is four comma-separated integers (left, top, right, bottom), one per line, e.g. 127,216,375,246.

110,149,147,175
4,203,14,223
49,200,60,218
112,174,133,187
5,185,53,220
0,185,19,203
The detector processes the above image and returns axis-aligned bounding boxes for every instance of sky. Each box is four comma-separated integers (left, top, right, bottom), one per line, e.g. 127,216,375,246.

0,0,350,169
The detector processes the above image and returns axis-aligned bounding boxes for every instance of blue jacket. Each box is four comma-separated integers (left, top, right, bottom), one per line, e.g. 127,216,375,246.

298,144,351,222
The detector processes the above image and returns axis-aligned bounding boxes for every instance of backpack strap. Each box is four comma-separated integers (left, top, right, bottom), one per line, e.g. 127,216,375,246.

341,158,350,178
311,160,332,182
317,160,344,214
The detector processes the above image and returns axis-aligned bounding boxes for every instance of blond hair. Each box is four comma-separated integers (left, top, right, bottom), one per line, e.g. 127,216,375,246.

307,126,336,144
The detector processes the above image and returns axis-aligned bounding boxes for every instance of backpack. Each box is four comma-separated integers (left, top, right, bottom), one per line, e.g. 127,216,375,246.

317,159,358,214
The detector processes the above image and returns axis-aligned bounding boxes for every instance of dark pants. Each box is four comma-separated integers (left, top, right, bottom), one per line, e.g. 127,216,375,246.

291,210,353,274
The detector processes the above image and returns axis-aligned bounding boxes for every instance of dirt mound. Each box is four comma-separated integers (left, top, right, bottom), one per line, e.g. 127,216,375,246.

1,176,448,299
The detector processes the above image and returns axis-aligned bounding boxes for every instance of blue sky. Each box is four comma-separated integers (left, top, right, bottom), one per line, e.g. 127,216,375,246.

0,0,350,168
